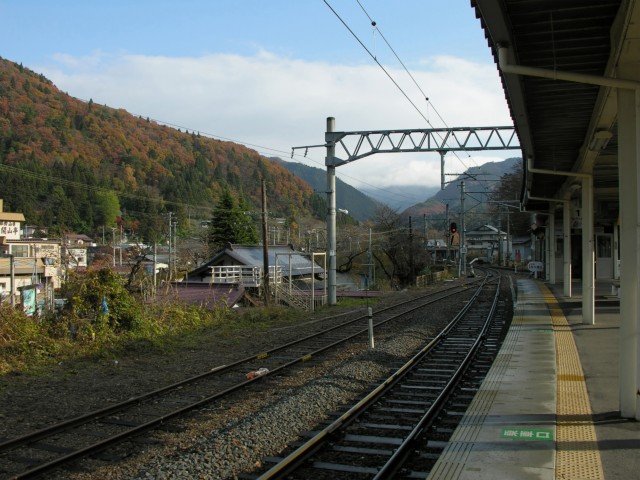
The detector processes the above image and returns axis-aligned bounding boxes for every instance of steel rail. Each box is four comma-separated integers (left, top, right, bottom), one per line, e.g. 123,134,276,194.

2,282,480,479
0,280,477,456
256,276,492,479
373,276,501,478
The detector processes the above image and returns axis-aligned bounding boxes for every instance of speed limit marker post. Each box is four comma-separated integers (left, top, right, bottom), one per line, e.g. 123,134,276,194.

527,261,544,279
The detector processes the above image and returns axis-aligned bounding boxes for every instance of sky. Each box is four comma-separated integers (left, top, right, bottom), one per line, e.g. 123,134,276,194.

0,1,516,204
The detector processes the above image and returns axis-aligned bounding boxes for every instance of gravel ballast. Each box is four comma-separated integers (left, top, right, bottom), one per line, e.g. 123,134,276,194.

1,282,478,480
98,291,470,480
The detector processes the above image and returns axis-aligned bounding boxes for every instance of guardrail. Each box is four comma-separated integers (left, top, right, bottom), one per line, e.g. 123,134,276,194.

275,278,327,311
210,265,282,287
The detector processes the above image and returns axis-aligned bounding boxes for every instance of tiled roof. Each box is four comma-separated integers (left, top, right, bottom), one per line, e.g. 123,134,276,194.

188,244,324,279
158,283,244,308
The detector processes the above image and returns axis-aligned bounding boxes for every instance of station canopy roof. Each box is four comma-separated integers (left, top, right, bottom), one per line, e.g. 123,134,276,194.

472,0,633,212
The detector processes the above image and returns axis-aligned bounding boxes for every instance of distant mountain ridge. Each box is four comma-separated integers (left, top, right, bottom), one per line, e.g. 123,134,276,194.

359,184,440,212
402,157,521,218
273,159,381,221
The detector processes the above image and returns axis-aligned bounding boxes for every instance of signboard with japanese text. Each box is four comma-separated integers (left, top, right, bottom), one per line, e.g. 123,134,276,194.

21,287,37,316
0,221,20,240
527,261,544,273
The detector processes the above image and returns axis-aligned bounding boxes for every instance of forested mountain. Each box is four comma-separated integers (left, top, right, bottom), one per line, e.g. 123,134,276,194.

0,57,320,240
272,158,380,221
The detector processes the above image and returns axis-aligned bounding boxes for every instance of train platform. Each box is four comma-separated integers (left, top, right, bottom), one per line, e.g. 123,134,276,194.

427,278,640,480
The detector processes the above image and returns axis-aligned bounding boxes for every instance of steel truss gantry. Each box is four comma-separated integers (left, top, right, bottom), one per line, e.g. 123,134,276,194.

293,119,521,306
293,125,520,167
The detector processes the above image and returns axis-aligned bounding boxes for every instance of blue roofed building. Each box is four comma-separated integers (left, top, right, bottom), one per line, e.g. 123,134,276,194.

183,244,326,310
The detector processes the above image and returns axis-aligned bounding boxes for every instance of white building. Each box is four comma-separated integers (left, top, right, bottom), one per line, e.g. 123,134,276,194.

0,200,62,307
0,199,25,241
465,224,513,264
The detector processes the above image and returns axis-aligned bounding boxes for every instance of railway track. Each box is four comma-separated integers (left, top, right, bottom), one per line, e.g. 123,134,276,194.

0,279,480,479
254,273,508,479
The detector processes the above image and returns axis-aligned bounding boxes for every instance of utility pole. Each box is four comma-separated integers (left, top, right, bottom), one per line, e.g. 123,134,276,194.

409,216,415,285
153,242,157,294
326,117,337,306
460,181,466,276
498,209,503,266
172,219,178,279
506,209,511,266
111,227,116,267
438,150,446,190
423,213,428,266
168,212,173,281
119,223,123,266
261,179,270,304
2,253,16,307
445,203,450,262
10,254,14,307
368,227,373,289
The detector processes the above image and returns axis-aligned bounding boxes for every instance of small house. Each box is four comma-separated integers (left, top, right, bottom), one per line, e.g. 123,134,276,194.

465,224,512,263
185,244,324,287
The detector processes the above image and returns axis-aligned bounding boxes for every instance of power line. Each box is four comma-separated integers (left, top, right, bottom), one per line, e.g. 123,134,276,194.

322,1,433,126
136,114,428,204
0,163,212,213
71,98,431,206
354,0,477,165
323,0,471,171
354,1,435,123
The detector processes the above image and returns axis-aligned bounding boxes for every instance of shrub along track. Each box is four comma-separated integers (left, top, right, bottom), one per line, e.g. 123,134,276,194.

0,279,481,479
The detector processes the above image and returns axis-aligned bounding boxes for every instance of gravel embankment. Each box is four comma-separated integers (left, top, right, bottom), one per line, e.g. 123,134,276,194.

0,287,447,439
55,289,472,480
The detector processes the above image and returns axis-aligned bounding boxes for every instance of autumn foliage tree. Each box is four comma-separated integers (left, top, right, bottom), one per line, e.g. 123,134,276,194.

0,56,318,241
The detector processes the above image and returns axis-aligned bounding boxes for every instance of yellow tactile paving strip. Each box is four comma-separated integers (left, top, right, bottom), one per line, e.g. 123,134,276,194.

538,284,604,480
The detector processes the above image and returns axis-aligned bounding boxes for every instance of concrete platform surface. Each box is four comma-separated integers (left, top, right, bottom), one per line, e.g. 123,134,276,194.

426,278,639,480
549,282,640,480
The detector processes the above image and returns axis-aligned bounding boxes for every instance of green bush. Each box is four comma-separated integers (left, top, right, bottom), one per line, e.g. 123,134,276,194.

0,267,239,374
0,304,70,373
62,267,144,332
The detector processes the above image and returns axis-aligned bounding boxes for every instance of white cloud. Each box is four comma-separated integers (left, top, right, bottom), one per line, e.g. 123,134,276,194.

38,51,515,189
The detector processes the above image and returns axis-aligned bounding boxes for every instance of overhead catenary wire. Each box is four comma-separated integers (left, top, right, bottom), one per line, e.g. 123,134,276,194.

323,0,474,170
353,0,466,148
322,0,430,126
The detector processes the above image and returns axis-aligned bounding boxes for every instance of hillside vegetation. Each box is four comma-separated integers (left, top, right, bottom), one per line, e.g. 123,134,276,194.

273,158,380,221
0,57,319,240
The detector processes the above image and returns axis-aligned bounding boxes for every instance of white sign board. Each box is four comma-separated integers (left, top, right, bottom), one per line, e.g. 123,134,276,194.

527,261,544,273
0,221,21,240
460,246,468,254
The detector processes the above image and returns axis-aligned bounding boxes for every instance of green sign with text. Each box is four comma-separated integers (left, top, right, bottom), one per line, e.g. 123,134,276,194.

501,427,554,441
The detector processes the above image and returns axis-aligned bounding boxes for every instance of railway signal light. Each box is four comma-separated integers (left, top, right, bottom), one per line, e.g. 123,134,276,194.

449,222,460,246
